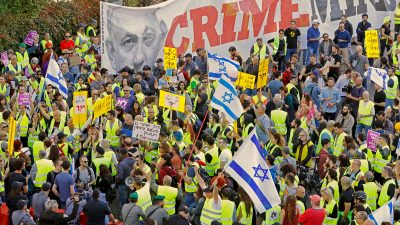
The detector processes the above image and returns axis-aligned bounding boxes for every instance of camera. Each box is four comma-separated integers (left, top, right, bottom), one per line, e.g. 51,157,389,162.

342,84,353,94
83,182,90,191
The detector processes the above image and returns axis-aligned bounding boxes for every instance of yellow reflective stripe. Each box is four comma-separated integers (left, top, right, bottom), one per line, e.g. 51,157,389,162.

202,208,221,216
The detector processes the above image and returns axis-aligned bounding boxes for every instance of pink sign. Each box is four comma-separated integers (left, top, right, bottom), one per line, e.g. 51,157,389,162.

18,93,30,106
1,52,8,66
367,130,380,153
116,97,128,109
23,30,38,46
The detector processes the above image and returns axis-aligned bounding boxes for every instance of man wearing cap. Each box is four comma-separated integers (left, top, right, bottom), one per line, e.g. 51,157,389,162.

122,192,145,225
144,195,169,225
12,200,36,225
16,43,30,68
30,150,55,192
32,182,51,220
320,77,341,120
143,65,157,95
184,53,198,76
153,58,164,78
91,146,111,177
298,194,326,224
167,205,190,225
306,19,321,65
75,23,89,57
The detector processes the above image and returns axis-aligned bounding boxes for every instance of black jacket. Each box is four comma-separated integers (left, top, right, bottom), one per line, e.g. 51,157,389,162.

39,203,79,225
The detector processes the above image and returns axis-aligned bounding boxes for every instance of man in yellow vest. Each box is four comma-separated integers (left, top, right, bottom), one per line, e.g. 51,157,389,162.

385,67,399,107
16,43,30,68
151,175,182,215
333,122,347,157
31,150,55,192
316,120,334,154
40,33,52,51
375,133,391,183
361,171,379,211
197,167,222,225
356,91,375,137
91,146,111,176
204,135,220,177
220,187,236,225
129,165,152,212
32,132,46,162
270,101,289,137
395,2,400,37
6,55,23,77
86,19,97,45
377,166,395,207
0,76,10,100
250,37,274,62
105,110,121,149
353,191,372,214
75,23,89,57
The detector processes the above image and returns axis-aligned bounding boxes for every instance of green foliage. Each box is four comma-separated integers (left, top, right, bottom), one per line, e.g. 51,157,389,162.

0,0,100,52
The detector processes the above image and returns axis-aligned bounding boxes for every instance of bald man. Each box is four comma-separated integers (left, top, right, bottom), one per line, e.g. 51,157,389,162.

339,176,354,222
296,186,306,214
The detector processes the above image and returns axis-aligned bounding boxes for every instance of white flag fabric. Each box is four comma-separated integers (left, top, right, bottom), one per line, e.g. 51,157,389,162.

45,57,68,98
210,74,244,123
369,199,394,225
365,67,389,90
207,52,240,81
224,131,280,213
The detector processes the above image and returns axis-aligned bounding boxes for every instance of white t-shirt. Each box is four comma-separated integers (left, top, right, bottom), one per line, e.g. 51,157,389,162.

219,148,232,164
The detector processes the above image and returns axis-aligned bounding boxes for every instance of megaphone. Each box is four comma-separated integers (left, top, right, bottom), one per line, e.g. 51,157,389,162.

125,176,134,186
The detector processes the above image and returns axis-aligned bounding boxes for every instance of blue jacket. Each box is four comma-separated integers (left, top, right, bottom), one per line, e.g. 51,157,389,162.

319,87,341,113
335,30,351,48
305,82,321,110
307,26,320,49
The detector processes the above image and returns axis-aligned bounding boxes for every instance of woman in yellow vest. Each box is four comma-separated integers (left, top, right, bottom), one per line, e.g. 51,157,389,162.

28,112,42,149
82,127,101,161
84,47,97,71
320,187,338,225
133,83,145,105
237,187,253,225
265,133,284,164
207,113,222,138
75,76,88,91
293,130,314,168
242,113,254,139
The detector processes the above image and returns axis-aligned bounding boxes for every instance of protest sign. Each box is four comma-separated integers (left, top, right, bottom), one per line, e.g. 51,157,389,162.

166,76,178,83
164,47,177,69
73,91,88,128
133,120,161,142
93,94,112,119
1,52,9,66
365,30,380,58
69,56,82,66
258,59,269,89
8,117,16,155
159,90,185,112
367,130,380,152
18,93,30,106
237,72,255,89
116,97,128,109
23,30,38,46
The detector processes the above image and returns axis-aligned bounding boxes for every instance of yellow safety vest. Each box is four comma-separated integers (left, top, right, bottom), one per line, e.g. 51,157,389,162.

395,6,400,24
205,146,220,176
378,179,395,207
75,32,89,56
40,40,52,50
84,54,97,71
7,63,23,77
288,128,295,153
137,184,152,212
92,157,111,176
385,76,398,99
253,43,267,59
184,171,197,193
286,83,300,101
0,141,7,160
326,180,340,203
363,182,378,211
0,84,9,101
105,120,120,147
17,113,30,137
15,51,29,68
237,201,252,225
48,117,66,137
374,146,391,173
297,200,305,214
243,123,254,139
322,200,338,225
200,198,221,225
63,127,80,153
0,171,4,192
272,36,286,55
295,141,314,167
143,105,159,118
58,143,69,158
157,185,178,215
349,159,369,173
28,124,40,148
333,132,347,157
264,205,281,225
271,109,288,135
220,200,235,225
358,100,374,126
32,141,45,162
74,83,87,91
86,26,96,37
316,129,333,154
136,92,145,105
34,159,55,187
104,151,117,176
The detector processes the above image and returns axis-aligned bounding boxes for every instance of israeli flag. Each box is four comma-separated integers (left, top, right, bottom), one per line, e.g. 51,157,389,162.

208,52,240,81
365,67,389,90
225,130,281,213
45,57,68,99
369,199,394,225
210,74,244,123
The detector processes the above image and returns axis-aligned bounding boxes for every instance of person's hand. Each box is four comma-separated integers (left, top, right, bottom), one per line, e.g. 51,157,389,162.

177,182,182,189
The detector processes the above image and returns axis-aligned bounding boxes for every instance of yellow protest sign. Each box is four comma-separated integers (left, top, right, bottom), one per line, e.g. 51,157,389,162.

258,59,269,89
237,72,256,89
159,90,185,112
164,47,177,69
8,117,16,155
365,30,380,58
73,91,88,128
93,94,112,119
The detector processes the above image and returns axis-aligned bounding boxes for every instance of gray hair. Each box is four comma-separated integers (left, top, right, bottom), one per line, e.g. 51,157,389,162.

45,200,58,212
39,150,47,159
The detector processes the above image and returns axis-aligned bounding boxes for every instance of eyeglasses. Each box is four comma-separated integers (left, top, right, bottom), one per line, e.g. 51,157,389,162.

323,36,328,38
279,32,284,34
65,36,70,38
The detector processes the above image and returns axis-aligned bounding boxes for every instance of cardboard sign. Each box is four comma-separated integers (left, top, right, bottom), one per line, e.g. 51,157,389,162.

116,97,128,109
237,72,255,89
23,30,38,46
133,120,161,142
73,91,88,128
367,130,380,152
164,47,177,69
258,59,269,89
18,93,30,106
93,94,112,119
159,90,185,112
166,76,178,83
1,52,9,66
365,30,380,58
69,56,82,66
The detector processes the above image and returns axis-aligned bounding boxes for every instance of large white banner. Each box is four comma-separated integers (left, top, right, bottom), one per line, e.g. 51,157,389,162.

101,0,397,74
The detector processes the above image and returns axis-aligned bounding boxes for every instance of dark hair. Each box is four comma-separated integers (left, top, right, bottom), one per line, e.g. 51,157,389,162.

206,135,215,146
280,164,297,177
107,110,115,117
338,154,350,168
161,153,173,167
266,155,275,165
228,46,236,52
328,168,338,181
353,203,366,213
333,122,342,128
92,189,100,199
48,145,60,164
144,218,156,225
38,132,47,141
14,158,25,171
61,160,70,170
321,138,331,147
99,164,111,177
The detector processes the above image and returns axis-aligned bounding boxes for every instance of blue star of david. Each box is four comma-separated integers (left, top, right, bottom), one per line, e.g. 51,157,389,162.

252,164,269,182
222,92,234,104
218,61,227,73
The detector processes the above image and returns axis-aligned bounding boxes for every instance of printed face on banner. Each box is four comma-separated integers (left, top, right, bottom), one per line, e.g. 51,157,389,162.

104,7,168,73
165,94,180,108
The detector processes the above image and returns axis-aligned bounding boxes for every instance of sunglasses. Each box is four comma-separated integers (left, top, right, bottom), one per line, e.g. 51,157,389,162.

323,36,328,38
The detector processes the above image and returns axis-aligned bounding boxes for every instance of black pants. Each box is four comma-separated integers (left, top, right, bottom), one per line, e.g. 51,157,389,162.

324,112,336,121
